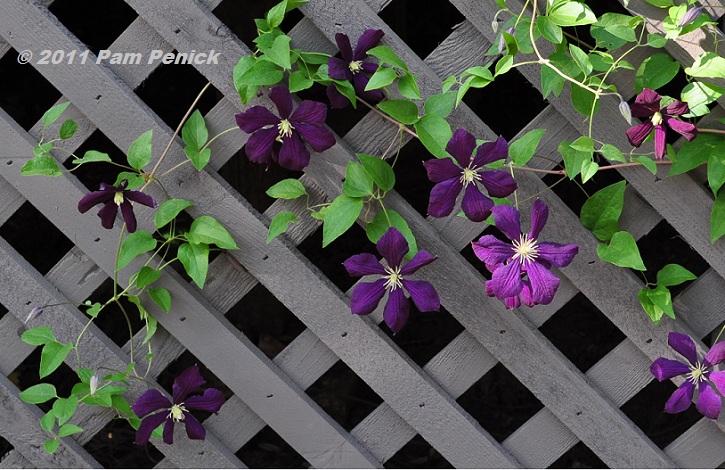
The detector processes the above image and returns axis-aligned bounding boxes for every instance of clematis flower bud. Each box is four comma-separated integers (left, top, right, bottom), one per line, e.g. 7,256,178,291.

24,306,43,324
90,374,100,395
678,7,701,27
498,27,516,54
618,97,632,125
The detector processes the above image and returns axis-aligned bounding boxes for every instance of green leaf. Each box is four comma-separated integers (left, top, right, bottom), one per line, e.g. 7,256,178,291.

259,34,292,70
34,142,53,158
648,285,675,319
19,383,57,404
685,52,725,79
117,230,157,270
597,231,646,270
441,75,457,94
414,114,452,159
85,302,102,319
181,110,208,150
570,83,599,117
365,67,397,91
643,0,674,6
265,0,288,29
548,1,597,27
709,152,725,196
634,156,658,175
647,33,667,48
232,56,260,104
377,99,419,125
580,159,599,183
21,326,56,346
58,424,83,438
72,150,112,165
78,368,94,384
266,178,307,199
366,210,418,258
149,287,171,313
40,410,56,432
639,288,665,323
569,44,592,76
111,395,135,418
114,171,144,189
357,154,396,191
44,439,59,454
42,102,70,127
398,73,421,100
509,129,545,167
541,65,565,99
154,199,193,228
58,119,78,140
322,194,363,247
599,144,626,163
40,341,73,378
343,162,374,197
424,92,456,118
186,216,238,250
267,211,297,243
178,242,209,289
558,139,592,180
237,58,284,86
142,313,157,345
590,13,640,50
134,266,161,289
569,136,594,153
52,395,78,426
669,134,724,176
635,54,679,93
494,55,513,77
367,45,409,72
681,82,724,117
711,192,725,243
536,16,563,44
288,70,313,93
657,264,696,287
127,130,153,171
184,146,211,171
21,156,63,177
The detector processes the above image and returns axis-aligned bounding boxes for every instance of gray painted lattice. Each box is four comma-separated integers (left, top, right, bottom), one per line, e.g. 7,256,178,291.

0,0,725,467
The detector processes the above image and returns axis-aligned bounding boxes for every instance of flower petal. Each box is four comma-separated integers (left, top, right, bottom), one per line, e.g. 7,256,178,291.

524,261,559,305
472,136,508,167
478,170,517,198
490,261,523,299
504,295,521,309
120,200,138,233
278,133,311,171
650,357,690,381
664,380,695,414
173,365,206,403
445,129,476,168
654,124,667,160
184,388,225,413
668,332,698,366
423,158,461,183
537,242,578,267
294,123,336,153
135,412,168,446
704,341,725,367
664,117,697,142
343,253,386,277
492,204,522,241
626,122,654,147
235,106,280,134
78,188,114,213
472,235,514,266
183,412,206,440
97,202,118,230
707,370,725,395
633,89,661,115
400,250,436,275
353,29,384,59
132,389,172,418
427,178,463,218
244,127,278,166
383,287,410,334
326,83,351,109
663,100,689,116
519,281,535,307
377,227,409,267
334,32,353,61
163,418,175,445
352,73,384,104
461,184,493,222
125,190,158,209
269,86,293,119
350,279,386,315
327,57,352,81
529,199,548,239
290,100,328,126
696,382,722,419
402,280,440,312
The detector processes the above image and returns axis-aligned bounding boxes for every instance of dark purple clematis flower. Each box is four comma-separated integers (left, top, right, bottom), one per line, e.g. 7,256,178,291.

472,199,578,308
326,29,385,108
650,332,725,419
132,365,225,445
235,86,335,171
77,179,157,233
625,88,697,160
343,227,440,334
423,129,517,222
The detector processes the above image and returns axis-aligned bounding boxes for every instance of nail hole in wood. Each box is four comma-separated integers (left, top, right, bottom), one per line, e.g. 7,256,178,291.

341,332,347,338
95,95,102,101
499,330,505,334
262,255,269,261
94,238,100,242
646,338,652,344
180,317,186,322
266,394,273,398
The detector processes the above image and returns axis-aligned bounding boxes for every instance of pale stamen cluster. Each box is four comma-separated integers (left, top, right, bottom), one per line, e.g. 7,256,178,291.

168,403,188,422
512,234,539,264
459,166,482,188
383,266,403,290
276,119,295,143
348,60,363,74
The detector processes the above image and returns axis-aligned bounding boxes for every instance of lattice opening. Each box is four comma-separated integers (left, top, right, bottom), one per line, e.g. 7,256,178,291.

456,362,544,443
0,49,62,131
305,360,383,432
460,225,496,279
298,223,377,293
549,440,607,469
0,436,12,463
83,417,163,468
235,425,311,468
539,293,626,373
225,283,307,360
135,64,221,130
384,434,452,468
11,348,77,410
379,0,465,59
64,129,128,191
213,0,304,51
0,301,7,322
0,202,73,276
541,162,624,216
391,138,435,217
620,378,701,449
48,0,137,53
84,278,145,348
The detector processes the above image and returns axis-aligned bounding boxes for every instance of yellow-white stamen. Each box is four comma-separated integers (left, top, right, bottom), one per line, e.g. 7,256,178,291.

276,119,295,143
168,404,188,422
113,192,124,206
349,60,363,74
460,167,482,188
651,111,663,126
687,361,708,384
383,266,403,291
512,234,539,264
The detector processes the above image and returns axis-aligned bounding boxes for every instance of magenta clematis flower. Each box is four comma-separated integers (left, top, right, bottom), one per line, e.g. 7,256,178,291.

625,88,697,160
472,199,578,308
235,86,336,171
77,179,157,233
423,129,517,222
132,365,225,445
326,29,385,108
343,227,440,334
650,332,725,419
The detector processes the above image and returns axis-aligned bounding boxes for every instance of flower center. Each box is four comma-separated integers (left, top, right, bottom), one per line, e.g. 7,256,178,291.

651,112,663,126
383,266,403,291
113,191,125,206
276,119,295,142
687,361,708,384
168,404,188,422
512,234,539,264
349,60,363,74
459,166,482,188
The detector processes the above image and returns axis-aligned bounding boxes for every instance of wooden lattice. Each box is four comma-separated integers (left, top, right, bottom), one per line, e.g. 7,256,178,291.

1,0,725,467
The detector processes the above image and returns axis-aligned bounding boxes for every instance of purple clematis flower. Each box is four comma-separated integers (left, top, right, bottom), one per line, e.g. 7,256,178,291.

625,88,697,160
423,129,517,222
650,332,725,420
235,86,336,171
343,227,440,334
472,199,578,308
326,29,385,108
132,365,225,445
77,179,157,233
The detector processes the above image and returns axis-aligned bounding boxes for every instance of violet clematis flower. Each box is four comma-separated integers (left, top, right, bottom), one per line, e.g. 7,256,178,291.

650,332,725,419
625,88,697,160
235,86,336,171
77,179,157,233
326,29,385,108
132,365,225,445
472,199,578,308
343,227,440,334
423,129,517,222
